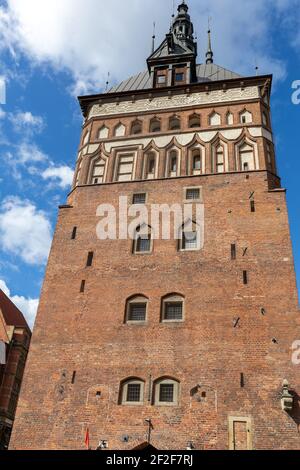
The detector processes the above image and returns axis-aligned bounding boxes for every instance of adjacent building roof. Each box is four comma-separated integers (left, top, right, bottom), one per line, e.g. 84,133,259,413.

108,63,242,94
0,290,30,330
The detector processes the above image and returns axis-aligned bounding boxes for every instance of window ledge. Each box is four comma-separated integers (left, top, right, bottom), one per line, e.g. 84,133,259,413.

161,320,184,324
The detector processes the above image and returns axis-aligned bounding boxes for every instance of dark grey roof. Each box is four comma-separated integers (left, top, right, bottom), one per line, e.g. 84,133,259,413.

108,63,242,94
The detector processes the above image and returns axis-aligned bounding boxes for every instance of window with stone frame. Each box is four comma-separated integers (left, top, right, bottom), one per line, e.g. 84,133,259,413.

91,157,106,184
133,224,153,254
154,378,180,405
120,379,144,405
116,154,134,182
125,296,148,323
161,294,184,322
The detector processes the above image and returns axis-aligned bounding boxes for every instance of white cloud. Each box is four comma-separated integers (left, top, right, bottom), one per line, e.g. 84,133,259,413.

42,165,74,189
0,0,297,94
16,142,48,164
0,279,38,329
9,111,45,134
0,196,52,265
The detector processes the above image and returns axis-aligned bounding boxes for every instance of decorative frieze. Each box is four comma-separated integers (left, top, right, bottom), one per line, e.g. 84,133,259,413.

89,86,260,119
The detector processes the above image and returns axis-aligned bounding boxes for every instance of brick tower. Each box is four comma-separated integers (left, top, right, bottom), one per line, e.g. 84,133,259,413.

10,2,300,450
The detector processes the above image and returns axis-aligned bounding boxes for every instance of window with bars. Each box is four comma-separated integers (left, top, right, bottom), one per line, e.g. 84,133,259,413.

127,384,141,402
186,188,200,200
136,236,151,253
182,231,198,250
180,220,200,251
164,302,183,321
133,193,146,205
126,296,148,323
159,384,174,402
128,303,147,322
121,379,144,404
154,378,179,405
133,225,152,254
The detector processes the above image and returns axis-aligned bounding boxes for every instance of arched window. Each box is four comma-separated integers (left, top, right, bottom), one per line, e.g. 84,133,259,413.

114,123,126,137
168,150,179,177
131,120,142,135
120,378,145,405
191,148,202,175
209,112,221,126
216,145,225,173
75,159,82,186
169,116,181,131
133,224,153,254
239,143,255,171
153,377,180,405
82,130,90,146
98,125,109,140
125,295,148,323
189,114,201,128
149,118,161,133
266,143,272,166
179,220,200,251
144,151,157,179
262,112,268,127
91,157,106,184
240,110,253,124
161,294,184,322
226,112,234,125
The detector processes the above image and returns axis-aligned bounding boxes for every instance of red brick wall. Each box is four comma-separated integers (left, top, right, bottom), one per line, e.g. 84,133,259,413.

10,170,300,450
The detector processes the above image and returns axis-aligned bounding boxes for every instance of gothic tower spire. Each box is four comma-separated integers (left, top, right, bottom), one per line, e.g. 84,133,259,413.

206,22,214,65
147,0,198,86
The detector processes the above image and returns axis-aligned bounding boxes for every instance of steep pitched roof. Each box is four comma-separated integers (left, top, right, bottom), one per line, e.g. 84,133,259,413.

108,63,242,94
0,290,29,330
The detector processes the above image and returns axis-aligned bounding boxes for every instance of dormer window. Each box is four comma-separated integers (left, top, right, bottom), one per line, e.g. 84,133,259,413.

158,76,166,84
175,73,184,82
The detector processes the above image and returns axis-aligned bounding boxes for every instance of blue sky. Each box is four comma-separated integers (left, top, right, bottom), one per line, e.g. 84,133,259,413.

0,0,299,328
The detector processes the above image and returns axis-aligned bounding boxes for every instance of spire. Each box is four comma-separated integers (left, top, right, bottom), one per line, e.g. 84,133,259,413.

206,19,214,65
151,22,156,54
147,0,198,84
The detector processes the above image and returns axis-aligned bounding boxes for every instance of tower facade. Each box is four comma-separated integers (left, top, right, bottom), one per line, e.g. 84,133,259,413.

10,2,300,450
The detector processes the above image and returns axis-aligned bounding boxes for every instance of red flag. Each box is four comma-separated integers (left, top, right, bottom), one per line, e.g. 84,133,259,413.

85,428,90,450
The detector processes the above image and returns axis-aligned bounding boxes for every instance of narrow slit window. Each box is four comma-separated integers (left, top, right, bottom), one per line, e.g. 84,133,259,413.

71,227,77,240
250,200,255,213
243,271,248,285
80,280,86,293
87,252,94,267
240,373,245,388
231,244,236,260
71,371,76,384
